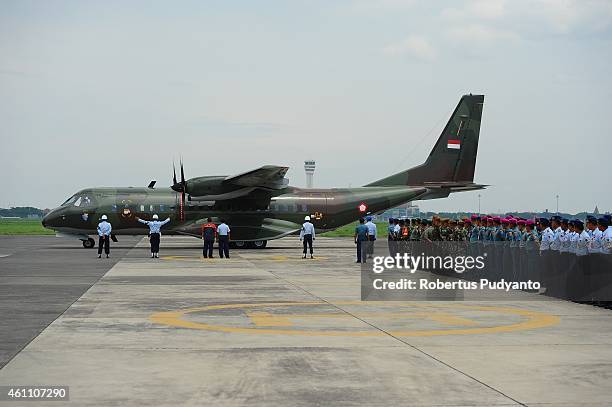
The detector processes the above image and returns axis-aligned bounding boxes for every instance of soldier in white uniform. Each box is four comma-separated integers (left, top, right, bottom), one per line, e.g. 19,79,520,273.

136,214,171,258
599,217,612,255
588,217,603,254
97,214,112,259
550,216,563,252
365,216,377,259
568,220,580,255
538,218,554,253
559,219,571,253
574,220,590,257
300,215,316,259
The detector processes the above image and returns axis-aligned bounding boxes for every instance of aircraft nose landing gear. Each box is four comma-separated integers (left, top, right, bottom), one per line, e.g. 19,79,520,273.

82,238,95,249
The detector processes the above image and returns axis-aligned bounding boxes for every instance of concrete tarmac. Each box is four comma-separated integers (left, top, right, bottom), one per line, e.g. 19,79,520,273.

0,236,140,368
1,236,612,406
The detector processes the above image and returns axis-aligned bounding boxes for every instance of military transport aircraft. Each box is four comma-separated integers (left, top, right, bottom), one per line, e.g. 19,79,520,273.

42,94,486,249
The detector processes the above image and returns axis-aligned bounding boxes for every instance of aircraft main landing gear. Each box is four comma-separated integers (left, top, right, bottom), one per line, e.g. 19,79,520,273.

230,240,268,249
251,240,267,249
82,238,95,249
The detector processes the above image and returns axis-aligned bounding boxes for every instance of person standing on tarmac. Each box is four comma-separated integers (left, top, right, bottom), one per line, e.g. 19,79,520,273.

599,217,612,255
300,215,316,259
217,220,231,259
538,218,554,253
365,216,377,259
587,217,603,254
387,218,397,256
97,215,112,259
136,214,170,258
201,218,217,258
354,218,369,263
550,216,563,252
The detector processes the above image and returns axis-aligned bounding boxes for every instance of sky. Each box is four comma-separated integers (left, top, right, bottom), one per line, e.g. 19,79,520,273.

1,0,611,214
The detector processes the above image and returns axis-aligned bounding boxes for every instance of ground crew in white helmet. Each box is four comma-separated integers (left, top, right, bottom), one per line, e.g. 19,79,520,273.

300,215,316,259
97,214,112,259
136,214,170,258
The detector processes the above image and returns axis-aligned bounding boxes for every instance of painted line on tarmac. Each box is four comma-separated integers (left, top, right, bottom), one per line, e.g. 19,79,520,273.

150,301,560,337
160,255,328,261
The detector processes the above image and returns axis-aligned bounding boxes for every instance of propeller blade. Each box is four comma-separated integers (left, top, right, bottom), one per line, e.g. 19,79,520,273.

173,162,177,186
180,159,186,186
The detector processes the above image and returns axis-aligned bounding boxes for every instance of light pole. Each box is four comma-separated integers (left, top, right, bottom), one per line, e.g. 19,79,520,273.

556,194,559,214
478,194,481,214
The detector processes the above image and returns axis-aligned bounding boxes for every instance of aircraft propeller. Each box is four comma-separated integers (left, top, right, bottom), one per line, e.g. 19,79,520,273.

171,160,187,221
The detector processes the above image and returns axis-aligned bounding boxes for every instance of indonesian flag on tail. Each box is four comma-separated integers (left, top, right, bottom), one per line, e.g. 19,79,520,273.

447,139,460,150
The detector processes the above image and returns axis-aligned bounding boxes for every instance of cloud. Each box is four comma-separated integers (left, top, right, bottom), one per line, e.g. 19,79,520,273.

442,0,507,20
529,0,612,33
382,35,437,60
351,0,417,13
442,0,612,34
446,24,520,47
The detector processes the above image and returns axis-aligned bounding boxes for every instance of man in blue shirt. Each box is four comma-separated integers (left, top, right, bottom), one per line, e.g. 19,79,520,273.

136,214,171,258
217,220,231,259
97,214,112,259
354,218,369,263
365,216,377,259
300,216,316,259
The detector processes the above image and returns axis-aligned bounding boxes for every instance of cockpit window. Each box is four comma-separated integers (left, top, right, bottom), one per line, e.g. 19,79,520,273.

62,195,78,206
63,194,95,207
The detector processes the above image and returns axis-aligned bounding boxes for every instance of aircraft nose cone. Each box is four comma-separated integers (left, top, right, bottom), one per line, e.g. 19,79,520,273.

41,213,51,228
42,210,60,229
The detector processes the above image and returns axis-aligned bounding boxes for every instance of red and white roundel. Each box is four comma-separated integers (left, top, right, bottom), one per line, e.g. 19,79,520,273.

358,203,367,212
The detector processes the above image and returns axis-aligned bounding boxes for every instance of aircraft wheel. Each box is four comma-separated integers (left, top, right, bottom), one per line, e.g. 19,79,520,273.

252,240,267,249
234,241,247,249
82,238,95,249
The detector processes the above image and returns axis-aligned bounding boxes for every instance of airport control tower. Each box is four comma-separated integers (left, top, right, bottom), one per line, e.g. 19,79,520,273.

304,160,315,189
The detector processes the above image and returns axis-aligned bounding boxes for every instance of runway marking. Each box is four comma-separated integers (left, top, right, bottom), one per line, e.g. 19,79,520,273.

159,255,328,262
247,311,293,327
0,254,10,258
150,301,560,337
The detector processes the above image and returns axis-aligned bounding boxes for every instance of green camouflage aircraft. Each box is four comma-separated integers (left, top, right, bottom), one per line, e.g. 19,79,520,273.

42,94,486,249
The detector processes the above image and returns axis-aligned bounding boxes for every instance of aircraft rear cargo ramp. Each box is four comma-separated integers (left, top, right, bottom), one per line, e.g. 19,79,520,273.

1,236,612,406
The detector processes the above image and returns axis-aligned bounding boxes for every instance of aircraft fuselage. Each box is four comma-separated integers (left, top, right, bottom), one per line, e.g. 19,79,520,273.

42,186,425,241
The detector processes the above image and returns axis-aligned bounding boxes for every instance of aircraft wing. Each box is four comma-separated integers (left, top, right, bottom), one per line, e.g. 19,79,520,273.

223,165,289,190
173,216,301,240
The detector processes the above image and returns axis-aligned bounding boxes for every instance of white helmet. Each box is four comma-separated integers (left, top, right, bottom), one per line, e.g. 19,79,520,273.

101,215,108,220
153,214,159,220
304,216,311,221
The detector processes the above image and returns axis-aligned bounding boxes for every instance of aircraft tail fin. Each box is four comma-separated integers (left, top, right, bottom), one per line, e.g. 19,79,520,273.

365,94,484,187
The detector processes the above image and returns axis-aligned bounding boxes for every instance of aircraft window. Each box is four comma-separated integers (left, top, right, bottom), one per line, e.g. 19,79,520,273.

279,204,287,212
270,204,277,211
140,205,145,212
160,205,165,212
288,204,295,212
74,197,82,207
112,204,118,213
301,204,308,212
62,195,78,206
150,205,154,212
82,196,92,207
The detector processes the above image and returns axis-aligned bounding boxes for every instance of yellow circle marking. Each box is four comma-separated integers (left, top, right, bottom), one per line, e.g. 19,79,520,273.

149,301,560,337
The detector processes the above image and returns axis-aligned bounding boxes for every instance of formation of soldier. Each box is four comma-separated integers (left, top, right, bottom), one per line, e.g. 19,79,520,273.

386,214,612,256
